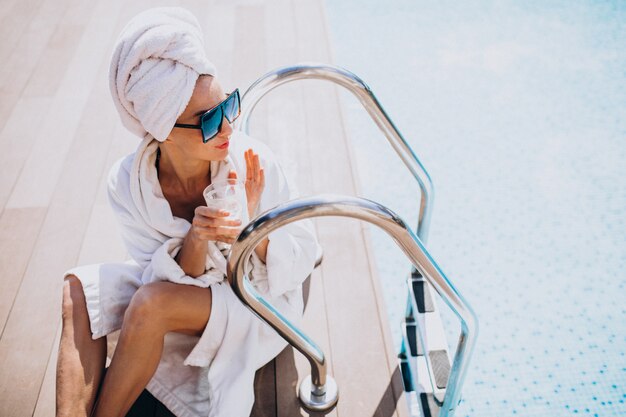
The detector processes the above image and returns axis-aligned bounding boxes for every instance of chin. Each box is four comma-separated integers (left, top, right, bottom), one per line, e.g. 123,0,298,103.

219,148,229,158
212,149,229,161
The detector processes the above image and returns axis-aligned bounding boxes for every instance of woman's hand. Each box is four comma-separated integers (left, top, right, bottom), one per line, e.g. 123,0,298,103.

189,206,242,245
227,149,265,219
243,148,265,218
225,149,269,263
176,207,242,277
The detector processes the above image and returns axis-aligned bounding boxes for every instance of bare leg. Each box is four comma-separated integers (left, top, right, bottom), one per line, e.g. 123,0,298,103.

93,281,213,417
56,275,107,417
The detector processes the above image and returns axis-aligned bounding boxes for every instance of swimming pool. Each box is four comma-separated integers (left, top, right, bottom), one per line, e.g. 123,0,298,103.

324,0,626,415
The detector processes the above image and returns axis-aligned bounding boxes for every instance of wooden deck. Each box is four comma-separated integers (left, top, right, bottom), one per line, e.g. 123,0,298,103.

0,0,409,416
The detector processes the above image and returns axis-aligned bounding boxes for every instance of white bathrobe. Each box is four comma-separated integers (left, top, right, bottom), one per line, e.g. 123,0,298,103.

66,129,321,417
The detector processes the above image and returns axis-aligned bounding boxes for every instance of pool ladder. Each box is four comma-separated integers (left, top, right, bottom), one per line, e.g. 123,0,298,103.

231,63,479,417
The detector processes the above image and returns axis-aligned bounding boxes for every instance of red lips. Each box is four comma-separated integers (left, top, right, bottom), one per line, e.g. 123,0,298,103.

216,141,229,149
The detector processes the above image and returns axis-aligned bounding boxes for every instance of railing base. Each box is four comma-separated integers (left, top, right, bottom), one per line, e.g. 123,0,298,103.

298,375,339,411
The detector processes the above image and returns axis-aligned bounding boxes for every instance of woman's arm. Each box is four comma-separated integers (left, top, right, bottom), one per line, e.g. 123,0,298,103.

175,228,209,277
254,238,269,263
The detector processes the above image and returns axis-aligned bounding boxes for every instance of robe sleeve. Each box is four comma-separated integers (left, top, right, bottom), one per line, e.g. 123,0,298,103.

106,155,225,288
246,145,322,300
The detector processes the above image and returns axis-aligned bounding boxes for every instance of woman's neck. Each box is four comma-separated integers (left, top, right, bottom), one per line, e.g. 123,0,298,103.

156,147,211,194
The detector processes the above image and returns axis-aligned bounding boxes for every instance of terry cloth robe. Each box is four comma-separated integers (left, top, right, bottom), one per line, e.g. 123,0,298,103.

65,129,321,417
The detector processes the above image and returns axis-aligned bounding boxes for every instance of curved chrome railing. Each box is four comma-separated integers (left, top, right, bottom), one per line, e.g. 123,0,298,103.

233,62,434,243
227,194,478,416
233,63,476,415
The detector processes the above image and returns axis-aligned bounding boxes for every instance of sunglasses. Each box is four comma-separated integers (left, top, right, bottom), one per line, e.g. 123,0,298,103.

174,88,241,143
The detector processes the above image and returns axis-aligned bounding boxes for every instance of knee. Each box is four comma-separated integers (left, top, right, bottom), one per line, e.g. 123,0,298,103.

123,282,170,333
61,274,85,322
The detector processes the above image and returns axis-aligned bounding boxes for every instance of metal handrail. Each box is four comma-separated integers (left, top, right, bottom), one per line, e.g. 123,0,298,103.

232,62,474,415
233,62,434,243
227,194,478,417
233,62,443,408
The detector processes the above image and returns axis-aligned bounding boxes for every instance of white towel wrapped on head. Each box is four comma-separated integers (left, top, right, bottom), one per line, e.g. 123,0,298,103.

109,6,217,141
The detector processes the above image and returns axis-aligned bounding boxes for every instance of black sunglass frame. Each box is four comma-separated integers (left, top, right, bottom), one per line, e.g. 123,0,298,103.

174,88,241,143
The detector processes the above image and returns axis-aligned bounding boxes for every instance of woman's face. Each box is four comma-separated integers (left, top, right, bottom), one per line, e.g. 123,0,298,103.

165,75,233,161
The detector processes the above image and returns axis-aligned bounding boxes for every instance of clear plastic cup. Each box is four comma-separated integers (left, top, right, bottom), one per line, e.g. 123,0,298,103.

203,179,249,226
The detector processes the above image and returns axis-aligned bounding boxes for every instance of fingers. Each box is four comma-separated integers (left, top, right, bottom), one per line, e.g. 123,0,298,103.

194,207,243,230
193,215,241,228
252,153,260,180
192,206,243,243
245,148,262,182
195,206,230,219
191,224,241,243
245,149,254,180
243,148,265,219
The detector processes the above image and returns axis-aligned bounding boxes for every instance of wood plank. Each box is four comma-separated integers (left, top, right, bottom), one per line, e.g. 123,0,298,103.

0,1,125,413
275,268,337,417
0,0,21,22
198,2,236,89
0,0,47,67
0,0,70,133
315,217,402,417
32,320,62,417
321,0,411,411
4,0,117,210
0,98,114,414
249,3,337,415
230,0,271,145
263,0,313,196
0,97,51,213
360,225,412,417
292,1,407,416
233,2,268,96
22,0,93,98
0,0,92,212
251,358,277,417
75,123,137,266
0,207,47,333
262,2,338,414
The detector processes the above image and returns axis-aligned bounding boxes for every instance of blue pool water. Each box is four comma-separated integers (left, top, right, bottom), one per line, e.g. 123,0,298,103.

324,1,626,416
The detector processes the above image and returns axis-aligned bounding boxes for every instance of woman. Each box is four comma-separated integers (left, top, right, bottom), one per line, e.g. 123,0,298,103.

56,7,320,417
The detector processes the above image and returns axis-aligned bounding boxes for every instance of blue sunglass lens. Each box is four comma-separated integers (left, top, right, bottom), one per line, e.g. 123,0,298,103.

200,107,223,143
223,91,240,123
199,91,240,143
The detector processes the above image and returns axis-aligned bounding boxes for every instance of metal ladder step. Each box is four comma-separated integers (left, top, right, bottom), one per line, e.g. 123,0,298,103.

401,272,454,416
429,350,451,389
419,393,441,417
412,278,435,313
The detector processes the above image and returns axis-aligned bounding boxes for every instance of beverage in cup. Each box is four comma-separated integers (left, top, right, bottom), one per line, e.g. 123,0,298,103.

203,179,249,226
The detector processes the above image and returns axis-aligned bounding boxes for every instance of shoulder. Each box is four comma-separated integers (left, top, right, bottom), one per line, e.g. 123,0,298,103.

107,152,135,203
